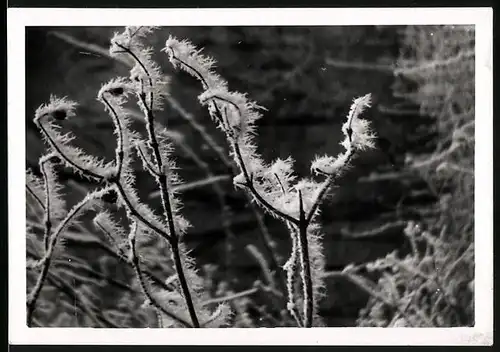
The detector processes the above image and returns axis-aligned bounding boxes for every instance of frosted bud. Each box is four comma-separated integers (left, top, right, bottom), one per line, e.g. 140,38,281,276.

35,95,78,122
98,77,135,104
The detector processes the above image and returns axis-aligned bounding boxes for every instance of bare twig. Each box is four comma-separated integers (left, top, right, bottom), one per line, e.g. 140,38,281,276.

325,57,395,73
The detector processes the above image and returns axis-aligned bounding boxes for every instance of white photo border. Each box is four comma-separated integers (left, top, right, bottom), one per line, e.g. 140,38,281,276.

8,7,493,346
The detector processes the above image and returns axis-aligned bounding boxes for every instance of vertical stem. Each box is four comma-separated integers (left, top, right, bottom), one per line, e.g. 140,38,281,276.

26,189,101,326
170,237,200,327
297,191,313,328
140,94,200,328
26,256,51,326
284,224,303,327
117,41,201,326
129,231,192,328
39,159,52,252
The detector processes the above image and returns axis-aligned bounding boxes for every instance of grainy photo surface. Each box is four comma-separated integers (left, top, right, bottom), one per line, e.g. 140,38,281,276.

25,24,475,330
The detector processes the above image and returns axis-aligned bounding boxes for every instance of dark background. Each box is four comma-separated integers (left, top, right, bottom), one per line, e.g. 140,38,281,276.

25,26,444,327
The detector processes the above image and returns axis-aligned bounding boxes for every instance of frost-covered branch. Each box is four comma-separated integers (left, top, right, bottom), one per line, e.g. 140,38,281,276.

164,36,377,327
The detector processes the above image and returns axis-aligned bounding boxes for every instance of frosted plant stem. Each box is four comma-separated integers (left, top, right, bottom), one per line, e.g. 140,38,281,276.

284,225,303,327
210,81,309,325
135,94,200,328
46,34,288,314
112,181,170,240
163,41,378,328
39,157,52,252
35,120,105,182
26,189,106,326
125,45,200,327
297,191,313,327
129,227,192,328
306,150,355,225
231,141,299,225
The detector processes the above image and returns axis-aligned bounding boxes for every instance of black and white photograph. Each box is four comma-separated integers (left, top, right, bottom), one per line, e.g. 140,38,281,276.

8,7,493,346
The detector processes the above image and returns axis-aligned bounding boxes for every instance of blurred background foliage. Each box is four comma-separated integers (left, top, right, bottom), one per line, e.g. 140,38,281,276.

26,25,474,327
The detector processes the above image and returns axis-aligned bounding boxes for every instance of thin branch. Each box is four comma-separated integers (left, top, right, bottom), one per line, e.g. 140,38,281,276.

50,33,276,307
340,220,407,239
101,96,125,177
27,188,106,326
166,95,232,167
51,29,231,169
129,224,192,328
121,44,200,328
49,30,132,67
325,57,395,73
26,184,45,212
35,119,106,182
395,49,475,76
245,244,275,290
201,287,259,306
149,175,230,197
284,224,304,327
231,140,298,225
39,157,52,252
113,181,171,242
297,191,313,328
136,143,161,177
306,150,355,225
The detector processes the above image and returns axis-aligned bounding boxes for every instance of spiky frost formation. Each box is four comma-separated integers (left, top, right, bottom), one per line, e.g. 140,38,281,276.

116,167,171,238
98,77,141,177
310,155,337,176
97,77,136,104
111,28,219,328
110,26,158,56
305,223,327,325
93,211,130,260
342,93,377,151
131,225,231,328
311,94,376,177
164,36,227,91
164,36,377,327
39,154,67,224
26,159,67,262
34,187,110,271
283,222,326,327
35,95,78,121
283,225,302,325
34,96,114,181
26,169,46,210
161,241,232,328
163,37,356,223
165,40,266,189
152,288,232,328
129,48,169,112
154,126,191,237
198,89,265,138
110,26,168,111
97,77,174,242
26,161,66,223
26,186,110,323
164,39,286,215
133,127,192,238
